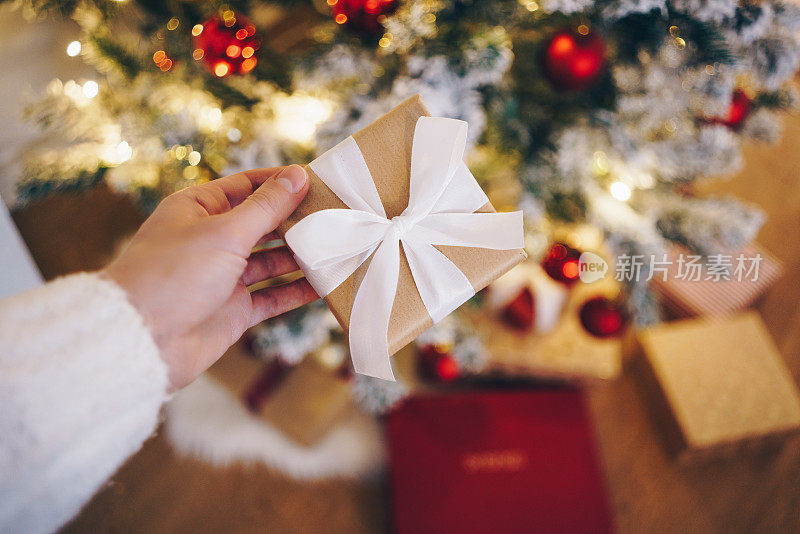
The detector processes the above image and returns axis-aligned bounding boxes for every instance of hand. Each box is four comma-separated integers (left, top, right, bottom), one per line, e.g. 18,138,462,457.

103,165,317,391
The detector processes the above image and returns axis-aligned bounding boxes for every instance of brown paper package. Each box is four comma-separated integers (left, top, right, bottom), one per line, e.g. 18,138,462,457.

209,345,353,446
277,95,527,357
635,312,800,457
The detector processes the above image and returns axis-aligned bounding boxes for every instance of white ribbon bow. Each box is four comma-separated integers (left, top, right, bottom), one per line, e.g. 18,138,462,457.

285,117,524,381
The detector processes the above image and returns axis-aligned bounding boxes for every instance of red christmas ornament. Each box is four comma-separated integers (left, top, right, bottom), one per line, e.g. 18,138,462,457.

708,89,751,130
330,0,398,35
541,242,582,285
192,13,261,77
543,27,606,91
578,296,627,338
501,286,536,332
418,344,460,383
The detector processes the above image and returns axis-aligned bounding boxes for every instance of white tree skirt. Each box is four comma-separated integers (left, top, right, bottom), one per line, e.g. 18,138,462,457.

164,375,385,481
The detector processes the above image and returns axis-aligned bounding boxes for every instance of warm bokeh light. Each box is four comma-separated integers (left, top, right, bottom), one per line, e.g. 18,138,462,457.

610,181,632,201
214,62,230,77
226,45,241,58
273,94,334,144
227,128,242,142
562,260,580,280
66,41,81,57
240,58,257,73
82,80,99,99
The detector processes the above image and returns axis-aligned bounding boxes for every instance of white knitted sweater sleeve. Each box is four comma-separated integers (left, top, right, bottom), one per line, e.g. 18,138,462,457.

0,272,169,533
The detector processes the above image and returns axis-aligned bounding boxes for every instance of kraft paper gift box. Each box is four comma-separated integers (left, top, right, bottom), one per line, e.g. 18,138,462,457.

636,312,800,457
277,95,526,374
209,346,353,447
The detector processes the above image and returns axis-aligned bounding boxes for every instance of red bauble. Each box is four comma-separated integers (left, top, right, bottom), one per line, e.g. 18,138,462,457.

708,89,751,129
541,242,582,285
330,0,398,35
543,28,606,91
578,296,627,338
501,286,536,332
192,13,261,77
418,344,460,383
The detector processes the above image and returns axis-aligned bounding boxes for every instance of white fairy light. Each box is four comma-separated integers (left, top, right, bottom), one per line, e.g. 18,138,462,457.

66,41,82,57
227,127,242,142
63,80,83,101
610,181,632,201
82,80,99,99
198,106,223,131
115,141,133,163
273,94,334,145
187,151,201,166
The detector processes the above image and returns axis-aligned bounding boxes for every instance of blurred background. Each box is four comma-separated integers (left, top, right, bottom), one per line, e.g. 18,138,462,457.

2,0,800,532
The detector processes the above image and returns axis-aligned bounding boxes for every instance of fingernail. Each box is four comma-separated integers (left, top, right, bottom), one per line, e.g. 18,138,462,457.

276,165,307,194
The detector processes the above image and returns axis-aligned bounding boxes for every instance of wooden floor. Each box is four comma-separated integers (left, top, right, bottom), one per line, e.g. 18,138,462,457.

12,114,800,533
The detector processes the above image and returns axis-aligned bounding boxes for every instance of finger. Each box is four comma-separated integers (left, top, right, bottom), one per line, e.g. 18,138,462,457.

199,167,286,210
218,165,309,253
242,248,300,286
249,278,318,327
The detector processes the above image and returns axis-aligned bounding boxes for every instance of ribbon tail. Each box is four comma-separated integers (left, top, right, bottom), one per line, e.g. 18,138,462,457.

348,236,401,381
402,238,476,323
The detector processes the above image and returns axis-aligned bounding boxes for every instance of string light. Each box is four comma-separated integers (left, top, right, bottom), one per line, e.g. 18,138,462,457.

116,141,133,163
102,140,133,165
227,128,242,142
592,151,609,174
198,107,223,131
66,41,82,57
187,151,202,166
82,80,99,99
214,62,230,77
273,94,334,144
610,181,632,201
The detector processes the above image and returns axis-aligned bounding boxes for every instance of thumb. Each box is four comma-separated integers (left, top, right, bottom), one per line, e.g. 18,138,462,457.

218,165,308,252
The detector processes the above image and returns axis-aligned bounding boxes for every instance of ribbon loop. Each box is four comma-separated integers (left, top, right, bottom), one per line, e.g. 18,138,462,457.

285,116,524,381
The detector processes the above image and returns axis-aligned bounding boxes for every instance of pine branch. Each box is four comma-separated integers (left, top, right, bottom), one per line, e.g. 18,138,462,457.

203,77,259,109
89,32,144,79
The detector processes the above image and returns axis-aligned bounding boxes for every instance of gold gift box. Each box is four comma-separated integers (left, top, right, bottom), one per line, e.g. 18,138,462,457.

636,312,800,456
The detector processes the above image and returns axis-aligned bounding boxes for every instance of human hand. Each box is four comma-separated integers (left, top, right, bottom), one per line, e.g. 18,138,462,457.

103,165,317,391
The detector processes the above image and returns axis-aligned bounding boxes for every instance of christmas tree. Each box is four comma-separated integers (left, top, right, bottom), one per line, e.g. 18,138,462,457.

8,0,800,410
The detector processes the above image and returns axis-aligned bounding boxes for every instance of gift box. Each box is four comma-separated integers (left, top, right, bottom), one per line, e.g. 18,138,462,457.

474,264,623,382
650,243,782,319
209,347,353,447
636,312,800,457
387,390,614,534
279,95,526,380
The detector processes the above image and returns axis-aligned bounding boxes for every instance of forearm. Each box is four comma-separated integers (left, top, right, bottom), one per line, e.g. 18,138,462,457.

0,273,168,533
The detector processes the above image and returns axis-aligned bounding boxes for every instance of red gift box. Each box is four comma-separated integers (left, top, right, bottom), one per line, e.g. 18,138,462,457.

387,390,614,534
